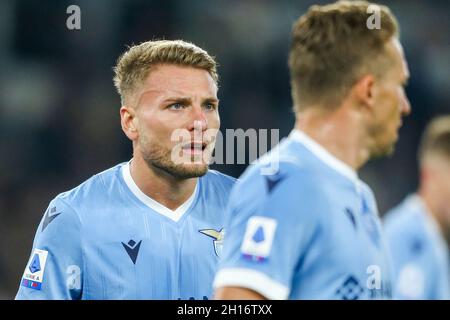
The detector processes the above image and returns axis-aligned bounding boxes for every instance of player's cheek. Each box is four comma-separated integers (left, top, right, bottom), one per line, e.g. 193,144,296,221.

207,111,220,130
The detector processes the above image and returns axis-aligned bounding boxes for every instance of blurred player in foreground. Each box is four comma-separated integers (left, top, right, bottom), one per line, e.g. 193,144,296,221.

214,1,410,299
16,40,235,299
384,116,450,299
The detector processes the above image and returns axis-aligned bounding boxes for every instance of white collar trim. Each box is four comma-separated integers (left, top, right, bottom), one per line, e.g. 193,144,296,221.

289,129,358,182
121,161,198,222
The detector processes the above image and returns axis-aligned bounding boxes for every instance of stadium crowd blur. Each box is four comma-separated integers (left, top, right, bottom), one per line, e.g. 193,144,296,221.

0,0,449,298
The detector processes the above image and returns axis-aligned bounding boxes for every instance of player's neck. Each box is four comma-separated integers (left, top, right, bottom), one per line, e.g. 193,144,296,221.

129,156,197,211
295,109,369,171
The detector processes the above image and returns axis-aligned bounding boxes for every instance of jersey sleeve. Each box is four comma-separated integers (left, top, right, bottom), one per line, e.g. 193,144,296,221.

15,196,83,300
213,164,324,299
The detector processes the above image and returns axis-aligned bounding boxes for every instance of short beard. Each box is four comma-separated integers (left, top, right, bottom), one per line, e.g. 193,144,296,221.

140,141,209,180
370,143,395,160
367,125,397,160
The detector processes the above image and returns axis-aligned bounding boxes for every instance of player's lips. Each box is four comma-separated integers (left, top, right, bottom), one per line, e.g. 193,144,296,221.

182,142,207,155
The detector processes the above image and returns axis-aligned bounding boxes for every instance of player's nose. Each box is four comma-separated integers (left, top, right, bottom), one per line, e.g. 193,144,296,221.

187,105,207,131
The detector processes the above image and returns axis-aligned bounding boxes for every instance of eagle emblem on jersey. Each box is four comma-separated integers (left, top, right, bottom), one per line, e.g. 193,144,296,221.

199,228,225,257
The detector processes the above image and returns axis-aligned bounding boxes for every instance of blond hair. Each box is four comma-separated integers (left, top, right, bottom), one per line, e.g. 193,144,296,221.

113,40,218,105
419,116,450,164
289,1,399,112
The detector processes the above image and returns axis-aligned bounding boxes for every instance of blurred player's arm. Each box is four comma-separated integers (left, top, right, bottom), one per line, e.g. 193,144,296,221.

215,287,266,300
213,166,323,300
15,197,83,300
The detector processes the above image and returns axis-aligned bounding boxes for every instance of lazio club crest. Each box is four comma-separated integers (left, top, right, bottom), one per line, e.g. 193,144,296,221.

199,228,225,258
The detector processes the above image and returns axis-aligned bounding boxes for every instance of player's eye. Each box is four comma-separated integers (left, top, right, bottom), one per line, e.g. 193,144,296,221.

168,103,185,110
203,103,217,111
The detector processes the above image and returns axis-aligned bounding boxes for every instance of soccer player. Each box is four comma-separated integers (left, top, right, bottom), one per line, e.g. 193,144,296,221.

16,40,235,299
384,116,450,300
214,1,410,300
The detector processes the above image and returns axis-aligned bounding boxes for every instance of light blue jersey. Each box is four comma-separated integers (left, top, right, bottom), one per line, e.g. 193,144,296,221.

16,162,235,300
214,130,392,300
384,195,450,299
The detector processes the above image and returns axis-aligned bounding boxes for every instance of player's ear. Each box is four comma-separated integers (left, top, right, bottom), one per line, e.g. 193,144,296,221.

120,106,139,141
351,74,375,112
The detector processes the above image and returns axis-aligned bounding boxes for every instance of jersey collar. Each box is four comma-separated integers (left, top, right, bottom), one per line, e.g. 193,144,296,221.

121,161,198,222
289,129,359,183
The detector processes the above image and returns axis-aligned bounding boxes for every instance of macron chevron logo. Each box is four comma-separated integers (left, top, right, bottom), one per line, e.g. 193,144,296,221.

121,239,142,265
42,206,61,232
265,175,285,193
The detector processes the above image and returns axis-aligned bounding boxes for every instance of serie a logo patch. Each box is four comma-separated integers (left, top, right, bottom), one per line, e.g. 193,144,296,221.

21,249,48,290
240,216,277,262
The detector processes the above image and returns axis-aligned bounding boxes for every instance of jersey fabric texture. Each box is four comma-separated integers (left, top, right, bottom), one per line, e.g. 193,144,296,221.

16,162,235,300
214,130,393,300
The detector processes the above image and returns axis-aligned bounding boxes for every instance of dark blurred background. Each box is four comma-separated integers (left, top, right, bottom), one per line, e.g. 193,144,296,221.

0,0,449,299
